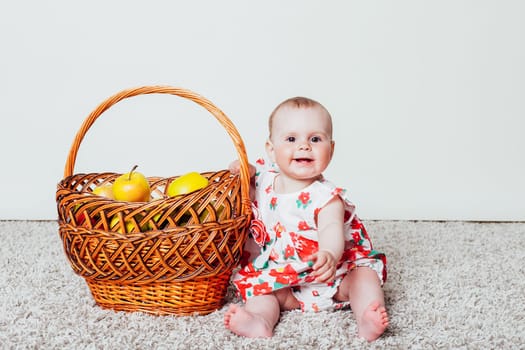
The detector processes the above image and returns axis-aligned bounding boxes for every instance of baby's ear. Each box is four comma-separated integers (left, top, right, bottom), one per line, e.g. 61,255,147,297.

330,140,335,158
265,139,276,162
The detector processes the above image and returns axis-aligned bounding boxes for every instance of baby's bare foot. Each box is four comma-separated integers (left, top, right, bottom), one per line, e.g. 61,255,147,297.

224,304,273,338
357,301,389,342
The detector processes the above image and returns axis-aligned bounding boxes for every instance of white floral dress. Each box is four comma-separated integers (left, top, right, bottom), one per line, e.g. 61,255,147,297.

232,158,387,312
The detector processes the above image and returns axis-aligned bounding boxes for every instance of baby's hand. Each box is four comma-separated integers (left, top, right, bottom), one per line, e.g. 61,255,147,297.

228,160,256,178
307,250,337,284
228,160,242,175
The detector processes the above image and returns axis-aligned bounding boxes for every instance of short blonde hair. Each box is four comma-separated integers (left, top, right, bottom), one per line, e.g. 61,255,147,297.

268,97,332,139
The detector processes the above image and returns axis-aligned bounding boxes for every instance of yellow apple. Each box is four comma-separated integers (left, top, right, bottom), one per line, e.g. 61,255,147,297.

110,215,145,233
167,172,208,197
112,165,151,202
92,184,115,199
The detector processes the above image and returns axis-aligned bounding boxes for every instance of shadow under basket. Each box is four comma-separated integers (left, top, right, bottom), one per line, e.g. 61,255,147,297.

56,86,252,316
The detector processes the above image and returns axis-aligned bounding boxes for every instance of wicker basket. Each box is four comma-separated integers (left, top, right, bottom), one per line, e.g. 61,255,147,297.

56,86,251,316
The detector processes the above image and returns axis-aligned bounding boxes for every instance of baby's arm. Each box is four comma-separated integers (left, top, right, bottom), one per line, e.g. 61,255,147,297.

309,197,345,283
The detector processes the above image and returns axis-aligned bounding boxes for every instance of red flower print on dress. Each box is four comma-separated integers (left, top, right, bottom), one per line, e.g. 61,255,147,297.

250,206,270,247
352,231,363,245
304,274,316,283
238,262,263,278
331,187,345,196
296,192,312,209
341,249,353,262
253,281,273,296
269,264,299,285
256,158,265,166
234,281,253,300
351,218,364,230
269,248,279,262
355,243,369,255
265,185,272,194
289,231,319,261
284,244,295,259
250,219,269,247
273,222,285,238
269,197,278,210
297,221,313,231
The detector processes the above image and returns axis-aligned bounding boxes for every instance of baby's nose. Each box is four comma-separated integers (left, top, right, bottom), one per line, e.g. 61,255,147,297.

298,141,311,150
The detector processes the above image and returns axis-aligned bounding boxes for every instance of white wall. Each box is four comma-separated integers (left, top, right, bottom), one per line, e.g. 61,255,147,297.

1,1,523,221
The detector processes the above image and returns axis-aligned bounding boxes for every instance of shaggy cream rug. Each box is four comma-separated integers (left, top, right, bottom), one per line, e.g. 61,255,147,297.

1,220,524,349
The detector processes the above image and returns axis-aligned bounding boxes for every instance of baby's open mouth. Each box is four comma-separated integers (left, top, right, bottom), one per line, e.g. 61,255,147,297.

294,158,314,164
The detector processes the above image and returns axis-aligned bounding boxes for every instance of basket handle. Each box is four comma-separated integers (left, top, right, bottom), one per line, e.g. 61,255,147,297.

63,85,251,213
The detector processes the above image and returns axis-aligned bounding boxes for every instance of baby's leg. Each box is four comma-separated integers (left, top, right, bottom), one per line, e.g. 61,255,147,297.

336,267,389,342
224,294,280,338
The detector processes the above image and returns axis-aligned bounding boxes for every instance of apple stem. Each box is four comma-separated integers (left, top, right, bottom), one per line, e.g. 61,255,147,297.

129,165,138,181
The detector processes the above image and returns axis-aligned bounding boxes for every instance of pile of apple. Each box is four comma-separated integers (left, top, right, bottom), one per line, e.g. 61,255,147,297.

74,165,210,233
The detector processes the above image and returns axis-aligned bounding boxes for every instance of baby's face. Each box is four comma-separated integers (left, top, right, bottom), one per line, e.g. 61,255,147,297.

266,105,334,184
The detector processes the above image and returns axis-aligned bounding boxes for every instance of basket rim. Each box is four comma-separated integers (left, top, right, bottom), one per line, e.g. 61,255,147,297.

56,169,248,236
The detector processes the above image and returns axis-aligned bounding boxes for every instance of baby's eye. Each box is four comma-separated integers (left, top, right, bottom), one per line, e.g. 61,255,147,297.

310,136,321,143
286,136,296,142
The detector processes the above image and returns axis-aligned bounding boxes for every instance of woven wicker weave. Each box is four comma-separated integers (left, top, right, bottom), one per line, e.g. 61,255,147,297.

56,86,251,315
